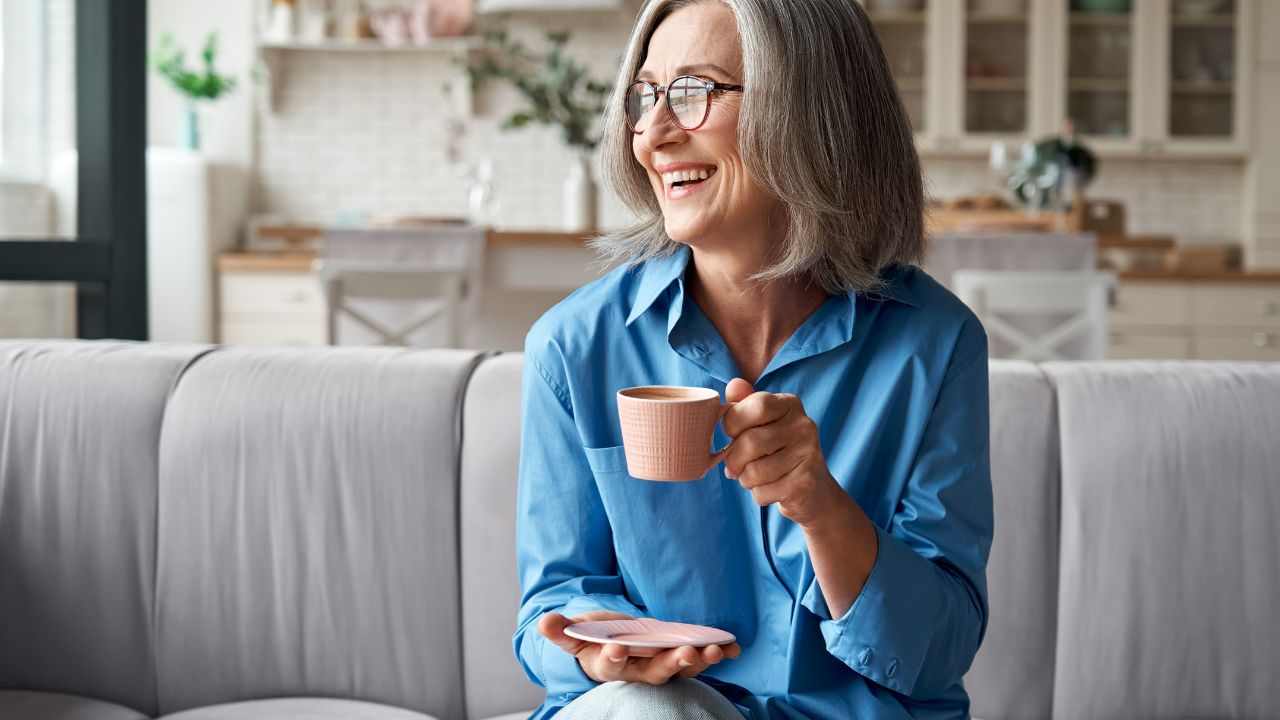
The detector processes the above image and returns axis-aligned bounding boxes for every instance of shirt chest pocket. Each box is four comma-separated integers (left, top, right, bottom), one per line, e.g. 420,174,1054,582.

582,444,739,627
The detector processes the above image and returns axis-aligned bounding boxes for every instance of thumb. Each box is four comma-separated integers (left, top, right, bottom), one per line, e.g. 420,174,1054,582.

538,613,586,655
725,377,754,404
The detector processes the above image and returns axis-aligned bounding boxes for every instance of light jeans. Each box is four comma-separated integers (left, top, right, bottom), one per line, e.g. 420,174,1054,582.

556,679,746,720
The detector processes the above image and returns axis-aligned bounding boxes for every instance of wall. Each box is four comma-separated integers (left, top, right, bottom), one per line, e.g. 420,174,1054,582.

256,9,636,230
253,4,1245,244
924,157,1244,244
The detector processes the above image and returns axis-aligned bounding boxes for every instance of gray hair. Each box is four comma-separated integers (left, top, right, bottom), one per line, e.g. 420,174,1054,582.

593,0,925,295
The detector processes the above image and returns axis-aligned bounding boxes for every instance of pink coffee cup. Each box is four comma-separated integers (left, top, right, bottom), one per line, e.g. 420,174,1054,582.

617,385,733,482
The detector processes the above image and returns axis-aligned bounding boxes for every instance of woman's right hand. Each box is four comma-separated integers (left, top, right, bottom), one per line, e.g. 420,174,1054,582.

538,611,741,685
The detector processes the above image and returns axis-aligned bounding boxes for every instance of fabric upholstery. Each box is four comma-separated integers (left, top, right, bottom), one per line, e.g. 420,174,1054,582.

460,353,544,720
156,696,438,720
0,689,151,720
1044,362,1280,719
153,347,483,718
0,341,210,715
556,680,744,720
965,362,1060,719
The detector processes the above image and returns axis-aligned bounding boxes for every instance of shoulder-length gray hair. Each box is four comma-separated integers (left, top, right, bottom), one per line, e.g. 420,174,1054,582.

593,0,925,295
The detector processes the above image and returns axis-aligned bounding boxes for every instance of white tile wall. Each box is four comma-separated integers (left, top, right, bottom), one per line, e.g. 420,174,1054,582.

256,13,635,229
923,157,1244,244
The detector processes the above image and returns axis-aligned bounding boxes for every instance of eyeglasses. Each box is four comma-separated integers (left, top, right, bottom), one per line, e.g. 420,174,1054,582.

624,75,744,133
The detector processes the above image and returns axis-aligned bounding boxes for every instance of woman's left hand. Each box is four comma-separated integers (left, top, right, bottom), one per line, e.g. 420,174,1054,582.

721,378,849,529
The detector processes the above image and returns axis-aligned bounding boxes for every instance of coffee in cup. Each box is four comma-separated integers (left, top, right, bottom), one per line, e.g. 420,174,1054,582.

616,385,732,482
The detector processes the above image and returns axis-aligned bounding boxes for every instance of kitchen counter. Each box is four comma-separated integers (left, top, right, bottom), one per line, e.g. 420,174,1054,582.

218,230,596,273
1117,270,1280,284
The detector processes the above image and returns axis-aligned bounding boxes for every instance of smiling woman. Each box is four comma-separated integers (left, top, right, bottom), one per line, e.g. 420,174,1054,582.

514,2,991,719
594,0,925,296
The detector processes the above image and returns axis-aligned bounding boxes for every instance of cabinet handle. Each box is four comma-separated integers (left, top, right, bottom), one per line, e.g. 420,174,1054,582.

1253,332,1272,349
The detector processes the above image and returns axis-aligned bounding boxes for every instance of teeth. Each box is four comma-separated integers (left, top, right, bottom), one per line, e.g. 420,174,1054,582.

662,167,714,186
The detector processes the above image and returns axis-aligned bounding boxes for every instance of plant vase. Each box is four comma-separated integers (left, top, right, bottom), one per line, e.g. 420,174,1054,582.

182,102,201,151
563,151,598,233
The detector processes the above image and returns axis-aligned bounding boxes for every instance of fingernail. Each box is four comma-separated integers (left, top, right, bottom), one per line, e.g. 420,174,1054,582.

608,654,624,663
678,659,693,667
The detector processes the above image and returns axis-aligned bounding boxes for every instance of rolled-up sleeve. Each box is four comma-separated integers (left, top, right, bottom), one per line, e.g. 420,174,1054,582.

512,342,645,700
801,319,993,698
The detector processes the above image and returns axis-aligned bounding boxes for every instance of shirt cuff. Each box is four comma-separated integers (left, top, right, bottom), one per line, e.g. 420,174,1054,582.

806,524,929,695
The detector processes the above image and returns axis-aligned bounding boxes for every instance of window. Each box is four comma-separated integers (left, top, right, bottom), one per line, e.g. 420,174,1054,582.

0,0,47,180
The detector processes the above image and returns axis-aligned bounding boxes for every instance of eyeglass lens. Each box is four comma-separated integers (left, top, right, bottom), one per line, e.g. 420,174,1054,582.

625,77,709,132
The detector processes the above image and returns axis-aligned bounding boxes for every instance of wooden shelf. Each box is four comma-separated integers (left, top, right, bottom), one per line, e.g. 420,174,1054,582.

1171,81,1233,95
1171,15,1234,28
967,12,1028,25
256,37,477,114
1069,12,1132,27
966,77,1027,92
258,38,479,52
1069,77,1130,92
869,10,927,25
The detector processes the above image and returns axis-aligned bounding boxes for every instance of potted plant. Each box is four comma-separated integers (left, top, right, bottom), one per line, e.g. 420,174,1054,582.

151,32,238,151
462,29,611,232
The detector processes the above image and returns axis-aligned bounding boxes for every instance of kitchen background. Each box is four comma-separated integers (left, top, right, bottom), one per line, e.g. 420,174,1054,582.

2,0,1278,357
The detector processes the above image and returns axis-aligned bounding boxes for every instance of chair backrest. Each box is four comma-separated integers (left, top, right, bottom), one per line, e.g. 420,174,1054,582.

925,232,1097,292
319,226,486,348
954,270,1115,361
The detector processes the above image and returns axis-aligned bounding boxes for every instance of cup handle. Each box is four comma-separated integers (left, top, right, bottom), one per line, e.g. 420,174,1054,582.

706,401,735,472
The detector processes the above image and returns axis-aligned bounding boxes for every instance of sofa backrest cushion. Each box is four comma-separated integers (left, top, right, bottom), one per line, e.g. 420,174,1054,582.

153,347,482,718
460,352,544,720
966,361,1061,720
0,341,209,716
1044,362,1280,718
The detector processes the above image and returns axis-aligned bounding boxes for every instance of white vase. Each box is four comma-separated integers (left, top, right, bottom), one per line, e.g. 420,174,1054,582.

563,151,598,233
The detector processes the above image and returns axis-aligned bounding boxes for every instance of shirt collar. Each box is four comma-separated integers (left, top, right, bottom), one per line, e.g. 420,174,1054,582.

625,244,693,326
625,245,920,327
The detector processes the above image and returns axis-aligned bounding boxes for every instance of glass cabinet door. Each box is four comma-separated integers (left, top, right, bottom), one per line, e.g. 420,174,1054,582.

1166,0,1237,140
864,0,931,134
1065,0,1136,141
963,0,1032,136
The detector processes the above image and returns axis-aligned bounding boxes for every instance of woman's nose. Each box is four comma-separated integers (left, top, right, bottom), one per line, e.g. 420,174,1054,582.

636,105,689,151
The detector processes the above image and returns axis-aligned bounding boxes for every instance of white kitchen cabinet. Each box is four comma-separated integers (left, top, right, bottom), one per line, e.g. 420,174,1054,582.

219,270,327,346
858,0,944,149
1109,278,1280,359
884,0,1254,159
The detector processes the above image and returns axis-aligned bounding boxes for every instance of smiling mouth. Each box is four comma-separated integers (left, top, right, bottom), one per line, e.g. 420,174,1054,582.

662,166,717,193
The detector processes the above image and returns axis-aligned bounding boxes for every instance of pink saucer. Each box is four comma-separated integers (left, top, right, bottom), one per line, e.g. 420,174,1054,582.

564,618,736,649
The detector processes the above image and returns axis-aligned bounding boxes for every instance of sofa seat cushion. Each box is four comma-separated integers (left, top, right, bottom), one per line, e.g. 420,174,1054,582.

157,697,437,720
0,689,150,720
481,712,534,720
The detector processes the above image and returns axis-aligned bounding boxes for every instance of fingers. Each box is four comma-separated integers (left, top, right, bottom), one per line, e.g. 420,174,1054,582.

723,426,789,480
737,447,804,491
538,613,587,655
540,611,634,657
590,643,738,685
722,391,799,437
724,377,754,403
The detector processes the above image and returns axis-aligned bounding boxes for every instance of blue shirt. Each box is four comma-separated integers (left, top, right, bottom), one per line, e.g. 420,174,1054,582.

514,244,993,719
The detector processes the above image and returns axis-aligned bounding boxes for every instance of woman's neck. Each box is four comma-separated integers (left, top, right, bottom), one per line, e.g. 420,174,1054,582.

685,244,830,383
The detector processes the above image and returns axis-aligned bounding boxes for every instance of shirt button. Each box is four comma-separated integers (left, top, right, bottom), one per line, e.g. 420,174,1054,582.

887,659,899,678
857,647,873,666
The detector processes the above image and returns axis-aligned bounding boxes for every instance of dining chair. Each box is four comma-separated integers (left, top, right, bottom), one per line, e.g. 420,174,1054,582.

953,270,1116,362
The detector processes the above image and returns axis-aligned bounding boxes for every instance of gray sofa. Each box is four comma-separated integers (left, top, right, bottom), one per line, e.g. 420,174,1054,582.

1,341,1277,719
